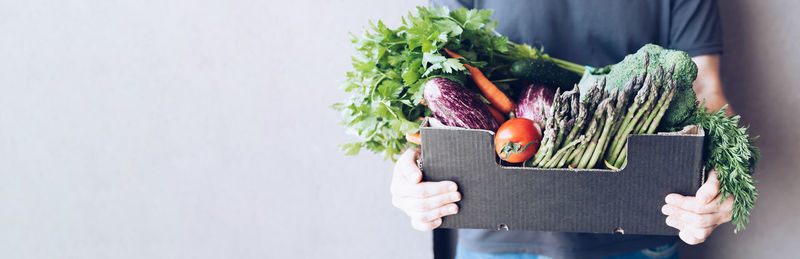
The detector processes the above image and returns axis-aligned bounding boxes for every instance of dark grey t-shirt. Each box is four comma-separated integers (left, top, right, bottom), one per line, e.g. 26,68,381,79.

430,0,722,258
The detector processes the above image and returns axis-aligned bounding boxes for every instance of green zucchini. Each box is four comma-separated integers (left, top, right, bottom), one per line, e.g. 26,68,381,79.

510,59,582,89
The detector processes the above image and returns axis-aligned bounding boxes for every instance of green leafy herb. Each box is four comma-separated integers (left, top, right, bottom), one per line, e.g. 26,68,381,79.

334,6,486,160
683,104,760,233
336,6,583,160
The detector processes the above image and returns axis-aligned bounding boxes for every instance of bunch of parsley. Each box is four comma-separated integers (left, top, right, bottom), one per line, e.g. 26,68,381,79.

335,7,555,160
682,104,760,232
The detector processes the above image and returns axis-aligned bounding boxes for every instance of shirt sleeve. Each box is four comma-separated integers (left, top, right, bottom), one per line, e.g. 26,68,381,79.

669,0,723,56
430,0,474,9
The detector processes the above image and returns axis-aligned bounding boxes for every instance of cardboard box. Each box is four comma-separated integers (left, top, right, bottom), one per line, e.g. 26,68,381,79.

419,119,705,235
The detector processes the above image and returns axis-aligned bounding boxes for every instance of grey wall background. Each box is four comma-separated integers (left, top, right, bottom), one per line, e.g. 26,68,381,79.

681,0,800,258
0,0,796,259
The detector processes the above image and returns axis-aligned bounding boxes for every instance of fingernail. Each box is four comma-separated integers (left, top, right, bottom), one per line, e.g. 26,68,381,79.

665,217,675,227
447,205,457,213
449,183,458,191
451,193,461,201
665,195,679,204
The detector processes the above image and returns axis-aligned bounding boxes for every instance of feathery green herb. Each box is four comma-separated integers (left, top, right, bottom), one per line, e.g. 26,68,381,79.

336,7,583,160
682,104,760,233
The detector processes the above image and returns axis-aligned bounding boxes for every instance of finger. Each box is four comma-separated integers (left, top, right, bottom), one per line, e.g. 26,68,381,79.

716,195,734,224
666,214,717,245
665,193,720,214
399,181,458,198
665,215,685,231
409,203,459,222
410,218,442,231
682,224,715,241
679,230,704,245
696,169,720,204
404,191,461,212
663,204,720,227
680,209,720,228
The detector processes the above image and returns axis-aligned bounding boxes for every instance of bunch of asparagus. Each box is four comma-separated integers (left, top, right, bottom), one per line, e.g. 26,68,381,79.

525,54,679,169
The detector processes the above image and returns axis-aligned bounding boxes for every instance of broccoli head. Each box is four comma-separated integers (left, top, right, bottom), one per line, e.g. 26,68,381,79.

662,88,698,128
580,44,699,128
604,44,697,92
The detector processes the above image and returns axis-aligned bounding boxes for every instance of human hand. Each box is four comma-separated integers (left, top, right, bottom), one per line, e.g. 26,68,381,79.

390,148,461,231
662,169,733,245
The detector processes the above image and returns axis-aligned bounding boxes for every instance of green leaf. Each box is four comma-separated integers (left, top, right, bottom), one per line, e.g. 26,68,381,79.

378,80,403,99
422,63,443,77
442,58,466,73
341,142,362,156
402,69,420,85
434,19,463,37
422,52,446,68
451,8,493,31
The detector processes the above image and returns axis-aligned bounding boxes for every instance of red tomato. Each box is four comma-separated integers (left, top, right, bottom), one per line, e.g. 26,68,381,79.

494,118,542,163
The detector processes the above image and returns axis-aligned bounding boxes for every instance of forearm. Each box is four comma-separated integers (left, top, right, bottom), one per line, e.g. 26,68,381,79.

691,55,734,116
695,85,732,115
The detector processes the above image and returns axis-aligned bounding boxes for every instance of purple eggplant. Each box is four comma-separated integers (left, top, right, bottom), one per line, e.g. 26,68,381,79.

514,84,555,127
423,77,499,131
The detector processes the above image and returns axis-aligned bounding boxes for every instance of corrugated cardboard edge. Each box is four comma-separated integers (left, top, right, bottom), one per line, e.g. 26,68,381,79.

420,118,705,235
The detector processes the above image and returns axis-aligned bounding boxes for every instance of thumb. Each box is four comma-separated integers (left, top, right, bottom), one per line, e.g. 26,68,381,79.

696,169,720,204
403,165,422,183
401,148,423,183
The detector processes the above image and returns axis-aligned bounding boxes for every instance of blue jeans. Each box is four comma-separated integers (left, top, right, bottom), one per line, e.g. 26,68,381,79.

455,242,678,259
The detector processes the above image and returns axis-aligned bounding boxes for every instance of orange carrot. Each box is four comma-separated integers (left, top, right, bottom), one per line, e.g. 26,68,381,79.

442,48,465,60
406,132,421,145
443,48,515,113
486,103,506,125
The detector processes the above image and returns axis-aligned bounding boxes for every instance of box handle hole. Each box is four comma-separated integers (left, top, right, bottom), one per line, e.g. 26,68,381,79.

497,224,509,231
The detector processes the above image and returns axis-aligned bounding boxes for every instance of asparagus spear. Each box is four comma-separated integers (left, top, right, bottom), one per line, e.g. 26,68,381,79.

578,98,613,168
571,97,606,167
635,66,665,133
539,118,567,166
556,141,577,167
552,91,573,149
606,75,648,161
575,78,611,168
531,121,553,166
587,79,604,112
533,111,559,166
531,87,561,165
607,73,655,165
554,81,596,166
544,138,582,168
599,81,632,168
587,92,619,168
614,78,633,130
616,71,660,163
614,142,629,169
531,120,555,167
570,90,580,119
646,79,678,134
642,64,676,133
566,80,602,167
569,117,598,168
550,88,572,153
556,100,587,167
